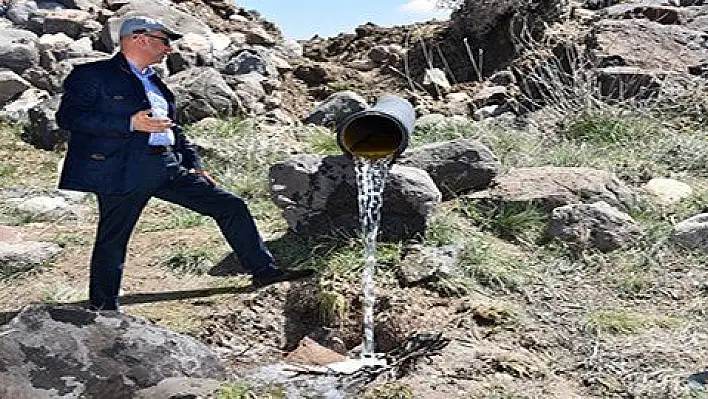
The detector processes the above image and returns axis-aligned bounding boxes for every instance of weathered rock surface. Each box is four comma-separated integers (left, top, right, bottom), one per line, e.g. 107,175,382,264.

0,241,62,274
398,244,464,285
269,154,442,240
643,177,693,205
673,213,708,251
549,201,642,251
398,138,501,200
467,167,635,212
0,304,226,398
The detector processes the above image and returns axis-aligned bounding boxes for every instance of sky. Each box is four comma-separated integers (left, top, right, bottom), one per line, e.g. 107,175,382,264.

238,0,452,40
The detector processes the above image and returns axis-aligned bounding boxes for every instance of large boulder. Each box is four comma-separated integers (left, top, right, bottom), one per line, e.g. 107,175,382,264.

468,167,635,212
303,91,368,128
269,154,442,240
398,138,501,200
589,19,708,74
165,67,243,123
40,9,93,39
0,28,40,74
0,304,226,398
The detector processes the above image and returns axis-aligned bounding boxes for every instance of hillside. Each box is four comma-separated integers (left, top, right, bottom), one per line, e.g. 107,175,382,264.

1,0,707,398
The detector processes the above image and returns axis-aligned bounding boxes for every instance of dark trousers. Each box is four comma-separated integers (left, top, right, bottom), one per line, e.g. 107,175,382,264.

89,150,274,310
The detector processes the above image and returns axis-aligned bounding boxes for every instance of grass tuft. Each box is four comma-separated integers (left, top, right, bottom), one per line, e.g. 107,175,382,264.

163,246,217,275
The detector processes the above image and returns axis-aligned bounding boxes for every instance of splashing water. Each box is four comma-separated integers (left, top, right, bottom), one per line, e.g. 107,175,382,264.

354,156,391,358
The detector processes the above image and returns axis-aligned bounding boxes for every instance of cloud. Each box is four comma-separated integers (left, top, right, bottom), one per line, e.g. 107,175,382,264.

399,0,439,14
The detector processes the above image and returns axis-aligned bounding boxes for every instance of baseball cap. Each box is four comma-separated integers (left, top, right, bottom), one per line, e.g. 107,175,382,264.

119,16,183,40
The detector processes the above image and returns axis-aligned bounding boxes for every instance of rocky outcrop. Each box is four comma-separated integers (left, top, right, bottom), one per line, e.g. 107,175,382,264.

269,154,442,240
468,167,635,212
0,304,226,398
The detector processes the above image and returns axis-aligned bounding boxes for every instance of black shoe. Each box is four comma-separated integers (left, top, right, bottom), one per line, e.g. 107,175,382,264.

252,268,315,287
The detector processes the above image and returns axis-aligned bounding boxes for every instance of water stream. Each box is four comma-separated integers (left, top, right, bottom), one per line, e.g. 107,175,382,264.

353,156,391,359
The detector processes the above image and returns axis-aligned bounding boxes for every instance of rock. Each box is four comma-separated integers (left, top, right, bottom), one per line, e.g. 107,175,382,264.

222,50,276,76
549,201,642,251
244,25,276,46
0,70,31,107
166,67,243,123
285,336,347,366
468,167,635,212
303,91,368,128
7,195,84,221
423,67,451,89
673,213,708,252
6,0,39,27
643,178,693,205
134,377,222,399
269,154,441,240
231,72,267,111
415,113,447,128
398,244,464,285
398,138,501,200
0,304,227,398
489,70,516,86
590,19,707,74
22,95,69,150
0,28,40,74
603,3,681,24
41,9,92,39
473,104,501,121
0,87,50,122
473,85,508,106
0,241,61,274
596,66,663,100
293,62,329,86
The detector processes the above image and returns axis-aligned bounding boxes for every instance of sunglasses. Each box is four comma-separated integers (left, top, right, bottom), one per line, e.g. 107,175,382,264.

138,33,171,46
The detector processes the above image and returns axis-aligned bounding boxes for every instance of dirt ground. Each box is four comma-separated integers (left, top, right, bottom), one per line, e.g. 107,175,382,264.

1,190,707,398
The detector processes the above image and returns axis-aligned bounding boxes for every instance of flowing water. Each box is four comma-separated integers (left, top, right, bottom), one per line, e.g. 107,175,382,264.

354,156,391,358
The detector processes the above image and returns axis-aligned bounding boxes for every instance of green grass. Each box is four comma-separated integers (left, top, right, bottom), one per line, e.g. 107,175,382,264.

139,207,208,233
217,382,286,399
299,125,340,155
422,203,533,292
362,382,414,399
411,118,482,147
585,309,679,335
50,232,91,247
327,81,356,92
564,111,635,145
465,200,549,246
40,284,88,303
185,117,293,201
316,288,348,324
162,246,218,275
0,120,63,188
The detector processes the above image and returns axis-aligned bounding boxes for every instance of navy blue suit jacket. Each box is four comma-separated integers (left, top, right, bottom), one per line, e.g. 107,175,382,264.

56,52,202,195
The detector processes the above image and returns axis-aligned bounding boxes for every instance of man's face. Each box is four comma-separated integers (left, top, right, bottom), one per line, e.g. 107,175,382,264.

136,31,172,64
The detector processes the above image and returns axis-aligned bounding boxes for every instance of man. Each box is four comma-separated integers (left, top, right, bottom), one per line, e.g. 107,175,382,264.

56,16,311,311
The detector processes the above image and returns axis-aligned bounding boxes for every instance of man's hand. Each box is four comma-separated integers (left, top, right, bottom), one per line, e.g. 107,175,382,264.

189,169,217,186
131,109,172,133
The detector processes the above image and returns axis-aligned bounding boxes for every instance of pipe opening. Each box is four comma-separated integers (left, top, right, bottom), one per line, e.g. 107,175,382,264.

339,114,406,160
